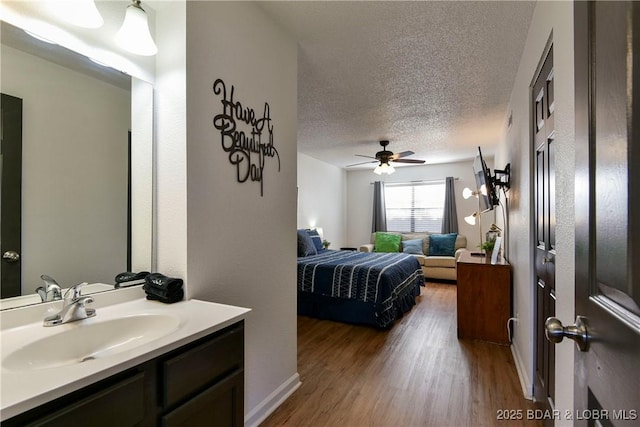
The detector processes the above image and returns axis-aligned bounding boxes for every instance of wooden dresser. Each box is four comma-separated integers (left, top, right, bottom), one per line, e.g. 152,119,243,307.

456,251,512,345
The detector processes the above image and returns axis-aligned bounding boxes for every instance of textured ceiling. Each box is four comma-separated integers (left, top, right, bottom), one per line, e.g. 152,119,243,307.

260,1,536,169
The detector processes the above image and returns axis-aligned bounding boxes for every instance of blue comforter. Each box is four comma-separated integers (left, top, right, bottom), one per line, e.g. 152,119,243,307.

297,250,424,327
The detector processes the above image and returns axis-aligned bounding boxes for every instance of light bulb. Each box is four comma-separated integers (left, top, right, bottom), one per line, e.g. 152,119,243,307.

462,187,474,199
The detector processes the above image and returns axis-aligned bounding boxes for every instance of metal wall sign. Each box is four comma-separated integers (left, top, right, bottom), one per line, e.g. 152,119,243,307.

212,78,280,196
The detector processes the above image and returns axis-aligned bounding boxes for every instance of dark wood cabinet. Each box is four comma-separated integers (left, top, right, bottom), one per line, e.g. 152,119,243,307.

4,321,244,427
162,370,244,427
456,251,512,345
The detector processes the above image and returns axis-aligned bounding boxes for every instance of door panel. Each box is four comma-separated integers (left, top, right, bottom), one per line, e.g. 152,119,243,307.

533,44,556,411
1,93,22,298
574,2,640,426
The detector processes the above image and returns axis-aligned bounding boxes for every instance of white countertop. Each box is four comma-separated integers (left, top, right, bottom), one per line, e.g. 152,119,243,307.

0,297,250,421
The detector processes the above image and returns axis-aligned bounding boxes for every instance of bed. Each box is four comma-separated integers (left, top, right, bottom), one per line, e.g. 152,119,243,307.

297,249,424,328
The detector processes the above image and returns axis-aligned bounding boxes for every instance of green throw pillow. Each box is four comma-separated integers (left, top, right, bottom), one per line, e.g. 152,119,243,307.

374,232,402,253
428,233,458,256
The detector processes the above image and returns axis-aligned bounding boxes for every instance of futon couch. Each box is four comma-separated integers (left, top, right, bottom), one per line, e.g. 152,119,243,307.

359,232,467,281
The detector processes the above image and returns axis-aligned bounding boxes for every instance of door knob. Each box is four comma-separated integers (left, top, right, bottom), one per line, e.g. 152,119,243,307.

2,251,20,263
542,257,554,264
545,316,589,352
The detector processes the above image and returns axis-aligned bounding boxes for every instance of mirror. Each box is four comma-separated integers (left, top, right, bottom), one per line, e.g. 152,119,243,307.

0,21,153,310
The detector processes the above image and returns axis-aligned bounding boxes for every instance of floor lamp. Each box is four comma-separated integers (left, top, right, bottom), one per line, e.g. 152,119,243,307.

462,187,485,256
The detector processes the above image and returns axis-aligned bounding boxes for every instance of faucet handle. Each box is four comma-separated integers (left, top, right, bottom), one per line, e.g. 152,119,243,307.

76,295,95,306
64,282,89,303
37,275,63,302
40,274,60,288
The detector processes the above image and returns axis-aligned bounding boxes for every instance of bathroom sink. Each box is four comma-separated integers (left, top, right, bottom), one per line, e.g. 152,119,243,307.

3,314,181,372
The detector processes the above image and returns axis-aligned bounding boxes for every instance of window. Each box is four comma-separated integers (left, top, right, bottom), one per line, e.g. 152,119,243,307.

385,181,446,233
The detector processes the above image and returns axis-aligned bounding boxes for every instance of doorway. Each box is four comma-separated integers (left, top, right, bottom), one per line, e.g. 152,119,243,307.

1,93,22,298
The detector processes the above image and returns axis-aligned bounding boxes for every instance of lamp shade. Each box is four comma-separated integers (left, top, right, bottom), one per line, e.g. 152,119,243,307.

462,187,474,199
115,1,158,56
374,161,395,175
464,212,478,226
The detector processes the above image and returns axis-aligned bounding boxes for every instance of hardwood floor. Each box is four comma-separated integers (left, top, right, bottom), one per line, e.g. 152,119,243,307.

261,282,542,427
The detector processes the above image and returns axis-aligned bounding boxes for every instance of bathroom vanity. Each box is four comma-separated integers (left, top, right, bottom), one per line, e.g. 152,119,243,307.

0,293,250,426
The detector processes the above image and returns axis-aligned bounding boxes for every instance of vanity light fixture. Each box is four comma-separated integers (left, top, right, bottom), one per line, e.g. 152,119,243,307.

373,161,395,175
115,0,158,56
51,0,104,29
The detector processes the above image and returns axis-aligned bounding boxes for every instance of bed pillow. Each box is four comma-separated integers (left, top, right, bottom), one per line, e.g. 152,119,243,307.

428,233,458,257
297,229,317,257
306,229,324,252
402,238,424,255
374,232,402,253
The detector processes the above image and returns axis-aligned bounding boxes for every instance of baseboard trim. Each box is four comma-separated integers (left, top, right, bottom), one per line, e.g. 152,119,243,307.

511,344,533,400
244,372,301,427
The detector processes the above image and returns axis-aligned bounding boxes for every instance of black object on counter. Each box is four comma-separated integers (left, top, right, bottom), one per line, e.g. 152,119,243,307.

114,271,150,288
144,273,184,303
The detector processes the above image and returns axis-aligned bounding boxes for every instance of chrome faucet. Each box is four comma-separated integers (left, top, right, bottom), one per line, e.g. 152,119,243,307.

43,282,96,327
36,275,62,302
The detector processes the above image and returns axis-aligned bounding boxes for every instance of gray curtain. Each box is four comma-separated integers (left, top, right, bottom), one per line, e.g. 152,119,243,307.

372,181,387,232
441,176,459,233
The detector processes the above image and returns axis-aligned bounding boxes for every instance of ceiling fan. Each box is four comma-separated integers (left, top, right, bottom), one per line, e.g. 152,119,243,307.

346,140,426,174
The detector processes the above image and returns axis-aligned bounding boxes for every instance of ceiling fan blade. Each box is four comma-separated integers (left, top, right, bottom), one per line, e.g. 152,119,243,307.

390,150,415,160
354,154,378,160
346,160,378,167
392,158,426,164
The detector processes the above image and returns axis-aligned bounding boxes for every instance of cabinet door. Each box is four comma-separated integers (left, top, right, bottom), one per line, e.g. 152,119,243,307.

20,373,146,427
162,324,243,408
162,369,244,427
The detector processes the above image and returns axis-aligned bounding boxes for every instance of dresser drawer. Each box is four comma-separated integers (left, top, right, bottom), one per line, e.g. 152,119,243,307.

162,323,244,408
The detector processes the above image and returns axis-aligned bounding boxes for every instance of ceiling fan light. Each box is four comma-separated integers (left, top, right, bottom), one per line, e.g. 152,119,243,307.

373,164,383,175
387,164,396,174
115,0,158,56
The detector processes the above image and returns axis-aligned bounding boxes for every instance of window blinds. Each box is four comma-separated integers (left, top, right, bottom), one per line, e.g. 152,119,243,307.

384,181,446,233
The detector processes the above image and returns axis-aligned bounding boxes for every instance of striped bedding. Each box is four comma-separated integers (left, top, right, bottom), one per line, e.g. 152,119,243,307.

297,250,424,328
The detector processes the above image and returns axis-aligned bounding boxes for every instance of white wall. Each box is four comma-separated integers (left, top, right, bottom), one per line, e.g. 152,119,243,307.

496,1,575,423
297,153,347,249
152,3,297,426
152,0,187,282
1,45,130,292
345,160,496,249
